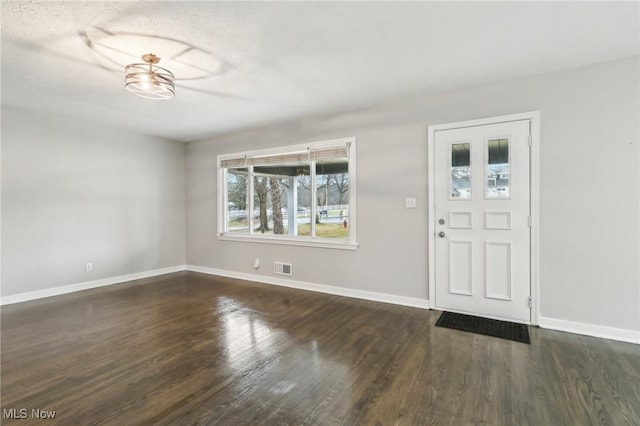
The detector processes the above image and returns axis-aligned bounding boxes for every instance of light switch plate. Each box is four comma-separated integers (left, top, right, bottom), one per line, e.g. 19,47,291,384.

405,198,417,209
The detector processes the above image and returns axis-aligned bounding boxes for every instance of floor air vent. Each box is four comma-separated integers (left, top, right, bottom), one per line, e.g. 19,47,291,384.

274,261,292,276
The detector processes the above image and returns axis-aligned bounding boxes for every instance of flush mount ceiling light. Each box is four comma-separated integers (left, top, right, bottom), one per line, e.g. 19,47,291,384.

125,53,175,100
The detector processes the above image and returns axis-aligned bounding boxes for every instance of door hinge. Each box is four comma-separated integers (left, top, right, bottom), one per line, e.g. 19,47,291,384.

528,216,532,228
528,135,532,147
528,297,532,309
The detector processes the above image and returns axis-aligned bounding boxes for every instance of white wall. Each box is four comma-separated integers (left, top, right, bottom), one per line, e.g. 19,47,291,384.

186,56,639,335
1,108,186,297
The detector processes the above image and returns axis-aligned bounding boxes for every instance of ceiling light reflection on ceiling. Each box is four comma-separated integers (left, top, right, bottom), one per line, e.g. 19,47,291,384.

125,54,175,100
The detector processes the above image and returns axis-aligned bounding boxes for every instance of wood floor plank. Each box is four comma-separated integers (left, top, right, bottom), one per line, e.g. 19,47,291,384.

2,271,639,425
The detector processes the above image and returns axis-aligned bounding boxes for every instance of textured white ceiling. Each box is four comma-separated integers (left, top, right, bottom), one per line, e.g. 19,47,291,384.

2,1,638,142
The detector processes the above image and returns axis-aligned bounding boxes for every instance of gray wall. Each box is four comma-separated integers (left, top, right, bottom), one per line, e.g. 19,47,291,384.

2,57,637,334
1,108,186,297
186,56,639,333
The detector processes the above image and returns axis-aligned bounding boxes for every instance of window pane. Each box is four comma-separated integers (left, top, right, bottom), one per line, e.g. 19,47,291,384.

295,165,312,236
252,175,268,233
314,159,349,239
450,143,471,199
253,172,289,235
486,138,510,198
269,177,287,235
226,168,249,234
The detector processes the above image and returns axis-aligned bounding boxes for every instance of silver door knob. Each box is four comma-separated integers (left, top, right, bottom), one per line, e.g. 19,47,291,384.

438,231,445,238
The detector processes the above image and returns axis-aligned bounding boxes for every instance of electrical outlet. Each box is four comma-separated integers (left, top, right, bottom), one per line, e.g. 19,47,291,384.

85,262,93,272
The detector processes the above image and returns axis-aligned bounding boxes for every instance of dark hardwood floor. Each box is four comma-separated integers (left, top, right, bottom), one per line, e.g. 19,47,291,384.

2,272,639,425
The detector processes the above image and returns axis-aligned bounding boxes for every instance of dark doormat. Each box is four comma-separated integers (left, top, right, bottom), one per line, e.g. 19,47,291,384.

435,311,530,344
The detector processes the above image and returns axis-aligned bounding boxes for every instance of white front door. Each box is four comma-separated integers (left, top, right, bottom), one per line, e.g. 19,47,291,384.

433,119,531,323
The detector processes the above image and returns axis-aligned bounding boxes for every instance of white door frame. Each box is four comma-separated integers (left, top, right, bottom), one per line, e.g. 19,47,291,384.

427,112,540,325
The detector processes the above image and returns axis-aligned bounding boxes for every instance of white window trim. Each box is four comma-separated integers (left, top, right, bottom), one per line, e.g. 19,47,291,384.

217,137,358,250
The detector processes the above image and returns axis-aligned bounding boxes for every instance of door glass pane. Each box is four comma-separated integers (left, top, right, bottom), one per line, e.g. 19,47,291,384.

486,138,510,198
450,142,471,199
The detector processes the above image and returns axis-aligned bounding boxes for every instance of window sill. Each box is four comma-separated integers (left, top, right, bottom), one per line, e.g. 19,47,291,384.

217,233,359,251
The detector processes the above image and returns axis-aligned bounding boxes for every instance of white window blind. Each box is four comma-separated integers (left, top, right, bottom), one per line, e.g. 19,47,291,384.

220,145,349,169
219,156,248,168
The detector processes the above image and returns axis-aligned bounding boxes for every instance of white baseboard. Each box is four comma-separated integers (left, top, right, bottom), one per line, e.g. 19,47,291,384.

4,265,637,345
0,265,187,306
186,265,431,310
539,316,639,345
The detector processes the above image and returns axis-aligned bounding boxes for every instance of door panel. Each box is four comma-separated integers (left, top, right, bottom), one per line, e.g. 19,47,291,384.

434,120,531,323
449,240,473,295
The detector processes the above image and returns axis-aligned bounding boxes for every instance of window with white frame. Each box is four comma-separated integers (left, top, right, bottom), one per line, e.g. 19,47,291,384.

218,137,357,249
